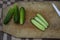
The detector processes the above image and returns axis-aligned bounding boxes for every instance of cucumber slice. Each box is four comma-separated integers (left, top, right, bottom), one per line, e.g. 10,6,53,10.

20,7,25,24
34,16,47,28
31,19,45,31
37,13,48,26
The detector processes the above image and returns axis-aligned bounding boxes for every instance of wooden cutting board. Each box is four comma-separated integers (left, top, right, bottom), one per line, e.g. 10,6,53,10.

3,2,60,38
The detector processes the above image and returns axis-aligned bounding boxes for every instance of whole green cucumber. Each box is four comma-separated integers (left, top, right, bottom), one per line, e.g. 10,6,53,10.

3,8,14,25
14,4,19,23
20,7,25,24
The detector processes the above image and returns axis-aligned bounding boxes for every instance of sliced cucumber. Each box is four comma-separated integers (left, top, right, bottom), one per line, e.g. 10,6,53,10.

34,16,47,28
20,7,25,24
37,13,48,26
31,19,45,31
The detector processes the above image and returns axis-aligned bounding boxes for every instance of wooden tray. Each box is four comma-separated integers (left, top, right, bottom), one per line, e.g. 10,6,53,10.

3,2,60,38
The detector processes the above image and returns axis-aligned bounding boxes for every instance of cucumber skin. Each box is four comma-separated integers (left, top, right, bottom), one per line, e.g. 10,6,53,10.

31,19,45,31
3,8,14,25
14,5,19,23
20,7,25,24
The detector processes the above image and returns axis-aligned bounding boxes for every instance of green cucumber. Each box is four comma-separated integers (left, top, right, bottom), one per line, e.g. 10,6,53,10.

13,4,19,23
20,7,25,24
3,8,14,25
31,19,45,31
34,16,47,28
37,13,48,26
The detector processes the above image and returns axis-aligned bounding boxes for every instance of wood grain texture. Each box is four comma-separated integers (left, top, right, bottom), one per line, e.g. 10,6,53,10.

3,2,60,38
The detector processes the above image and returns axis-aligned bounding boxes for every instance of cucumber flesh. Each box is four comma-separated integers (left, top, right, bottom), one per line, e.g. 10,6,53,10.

20,7,25,24
37,13,48,26
34,16,47,28
31,19,45,31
